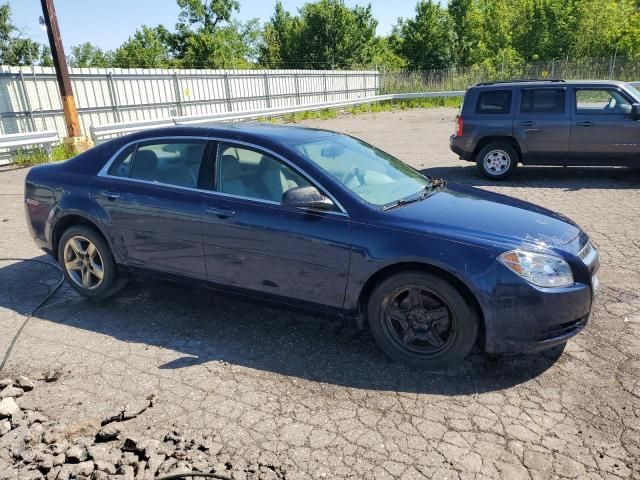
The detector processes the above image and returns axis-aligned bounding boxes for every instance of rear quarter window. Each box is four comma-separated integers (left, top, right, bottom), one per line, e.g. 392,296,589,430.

475,90,512,114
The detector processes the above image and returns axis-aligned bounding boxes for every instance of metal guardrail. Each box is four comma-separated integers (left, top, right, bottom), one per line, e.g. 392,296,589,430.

0,130,59,166
89,90,466,143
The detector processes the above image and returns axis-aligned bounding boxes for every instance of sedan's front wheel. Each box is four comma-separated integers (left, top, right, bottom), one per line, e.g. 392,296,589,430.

58,225,118,299
368,272,478,369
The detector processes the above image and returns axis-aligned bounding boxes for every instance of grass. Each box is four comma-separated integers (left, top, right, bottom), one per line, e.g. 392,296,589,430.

11,144,76,167
257,96,462,124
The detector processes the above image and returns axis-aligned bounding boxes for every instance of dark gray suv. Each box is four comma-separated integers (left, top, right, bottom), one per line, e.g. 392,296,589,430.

450,80,640,179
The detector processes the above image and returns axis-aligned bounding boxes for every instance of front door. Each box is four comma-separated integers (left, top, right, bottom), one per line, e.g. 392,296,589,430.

570,87,640,164
93,139,210,279
201,142,351,308
514,87,571,163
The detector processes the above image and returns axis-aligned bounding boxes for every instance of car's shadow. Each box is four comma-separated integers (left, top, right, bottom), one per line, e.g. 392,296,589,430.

1,257,565,395
422,164,640,190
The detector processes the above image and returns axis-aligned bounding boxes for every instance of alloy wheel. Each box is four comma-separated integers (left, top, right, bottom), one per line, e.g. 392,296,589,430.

63,235,105,290
483,149,511,175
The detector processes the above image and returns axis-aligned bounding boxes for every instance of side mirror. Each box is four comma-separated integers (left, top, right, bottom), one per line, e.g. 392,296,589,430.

632,103,640,120
281,186,335,211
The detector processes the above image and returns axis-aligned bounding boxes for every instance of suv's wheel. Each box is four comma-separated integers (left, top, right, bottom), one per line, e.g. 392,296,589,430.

476,143,518,180
367,272,478,369
58,225,119,300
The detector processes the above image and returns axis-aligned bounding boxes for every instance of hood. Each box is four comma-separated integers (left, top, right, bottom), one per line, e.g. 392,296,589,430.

383,183,581,248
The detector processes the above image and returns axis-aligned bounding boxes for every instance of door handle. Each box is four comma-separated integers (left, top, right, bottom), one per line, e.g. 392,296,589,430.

577,121,594,127
205,206,236,218
98,190,120,200
519,121,536,126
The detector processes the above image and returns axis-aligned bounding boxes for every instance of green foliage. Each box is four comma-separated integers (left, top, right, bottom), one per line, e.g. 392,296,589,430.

0,3,49,66
168,0,259,68
392,1,457,70
259,0,383,69
69,43,114,68
12,145,75,167
113,26,175,68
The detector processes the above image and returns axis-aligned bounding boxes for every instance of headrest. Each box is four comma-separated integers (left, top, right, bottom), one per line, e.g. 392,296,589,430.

220,154,241,179
132,149,158,175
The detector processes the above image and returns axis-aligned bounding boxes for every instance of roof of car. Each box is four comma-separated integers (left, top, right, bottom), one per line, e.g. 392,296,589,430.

472,79,629,88
116,122,337,147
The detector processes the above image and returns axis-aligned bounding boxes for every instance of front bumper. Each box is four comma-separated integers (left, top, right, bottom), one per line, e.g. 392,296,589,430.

477,257,597,355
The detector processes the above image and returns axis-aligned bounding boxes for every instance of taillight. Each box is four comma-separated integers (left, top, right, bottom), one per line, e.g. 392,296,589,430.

455,115,464,137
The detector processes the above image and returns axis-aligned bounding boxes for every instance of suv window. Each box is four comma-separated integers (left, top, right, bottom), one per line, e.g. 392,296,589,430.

520,88,565,114
475,90,512,114
109,140,207,188
217,144,311,203
575,89,632,114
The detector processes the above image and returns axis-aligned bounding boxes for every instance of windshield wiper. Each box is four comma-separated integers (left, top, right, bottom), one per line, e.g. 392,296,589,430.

382,178,446,211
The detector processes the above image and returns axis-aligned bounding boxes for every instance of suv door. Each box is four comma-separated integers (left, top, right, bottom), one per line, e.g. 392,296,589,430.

93,139,210,279
200,142,351,308
514,87,570,164
570,87,639,164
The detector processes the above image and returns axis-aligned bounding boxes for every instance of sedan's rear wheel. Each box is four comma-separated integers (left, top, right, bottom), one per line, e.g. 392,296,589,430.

58,226,118,299
368,272,478,369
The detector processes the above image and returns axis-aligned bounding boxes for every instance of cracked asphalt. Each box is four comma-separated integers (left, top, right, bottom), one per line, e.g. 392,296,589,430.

1,108,639,479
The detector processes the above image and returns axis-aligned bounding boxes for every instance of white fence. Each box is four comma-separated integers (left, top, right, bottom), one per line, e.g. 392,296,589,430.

90,91,466,143
0,66,379,139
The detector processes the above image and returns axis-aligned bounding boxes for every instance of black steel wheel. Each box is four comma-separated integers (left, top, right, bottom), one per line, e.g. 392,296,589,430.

368,272,478,369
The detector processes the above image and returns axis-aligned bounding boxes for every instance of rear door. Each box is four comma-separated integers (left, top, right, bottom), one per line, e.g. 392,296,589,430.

570,87,640,164
514,87,570,163
93,138,210,279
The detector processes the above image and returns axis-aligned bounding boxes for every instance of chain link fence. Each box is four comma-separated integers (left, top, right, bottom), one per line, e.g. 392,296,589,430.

381,56,640,93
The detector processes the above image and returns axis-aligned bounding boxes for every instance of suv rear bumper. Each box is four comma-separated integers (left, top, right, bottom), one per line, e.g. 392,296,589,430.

449,135,474,161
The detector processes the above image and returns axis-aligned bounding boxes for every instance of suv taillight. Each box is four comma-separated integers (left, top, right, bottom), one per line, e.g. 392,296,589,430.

455,115,464,137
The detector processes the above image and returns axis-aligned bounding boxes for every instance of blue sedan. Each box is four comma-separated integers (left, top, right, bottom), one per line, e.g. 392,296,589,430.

24,123,599,368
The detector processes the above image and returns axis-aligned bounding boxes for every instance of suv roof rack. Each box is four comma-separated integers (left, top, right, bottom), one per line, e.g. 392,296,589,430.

475,79,566,86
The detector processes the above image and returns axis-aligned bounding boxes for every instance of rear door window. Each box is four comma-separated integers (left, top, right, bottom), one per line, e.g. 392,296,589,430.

520,88,566,114
475,90,512,114
109,140,208,188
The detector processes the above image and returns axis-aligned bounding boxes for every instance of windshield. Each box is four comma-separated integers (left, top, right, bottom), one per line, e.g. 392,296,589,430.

292,134,430,206
627,83,640,101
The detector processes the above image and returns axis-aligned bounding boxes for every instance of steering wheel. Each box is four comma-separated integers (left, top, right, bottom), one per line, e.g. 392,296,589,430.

342,167,365,186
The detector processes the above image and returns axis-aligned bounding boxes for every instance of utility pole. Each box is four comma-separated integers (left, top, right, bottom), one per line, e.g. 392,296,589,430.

40,0,92,152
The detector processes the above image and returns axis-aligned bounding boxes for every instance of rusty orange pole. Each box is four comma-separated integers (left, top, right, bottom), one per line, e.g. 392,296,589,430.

40,0,84,142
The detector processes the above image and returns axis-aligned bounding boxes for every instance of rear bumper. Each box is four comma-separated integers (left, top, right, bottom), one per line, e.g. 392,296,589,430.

449,135,474,161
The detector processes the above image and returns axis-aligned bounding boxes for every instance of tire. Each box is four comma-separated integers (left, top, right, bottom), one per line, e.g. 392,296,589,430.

367,272,478,369
57,225,119,300
476,142,518,180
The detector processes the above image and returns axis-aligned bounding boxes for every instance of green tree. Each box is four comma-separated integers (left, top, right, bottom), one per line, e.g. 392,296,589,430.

394,0,457,70
39,46,53,67
0,3,48,65
69,42,113,68
113,25,175,68
448,0,484,66
259,1,302,67
168,0,259,68
259,0,380,69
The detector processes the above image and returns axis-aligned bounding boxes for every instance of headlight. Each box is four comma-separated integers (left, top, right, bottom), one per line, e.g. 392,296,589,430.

498,250,574,288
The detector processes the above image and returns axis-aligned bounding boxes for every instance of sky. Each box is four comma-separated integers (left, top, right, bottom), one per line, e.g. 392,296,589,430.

7,0,423,52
